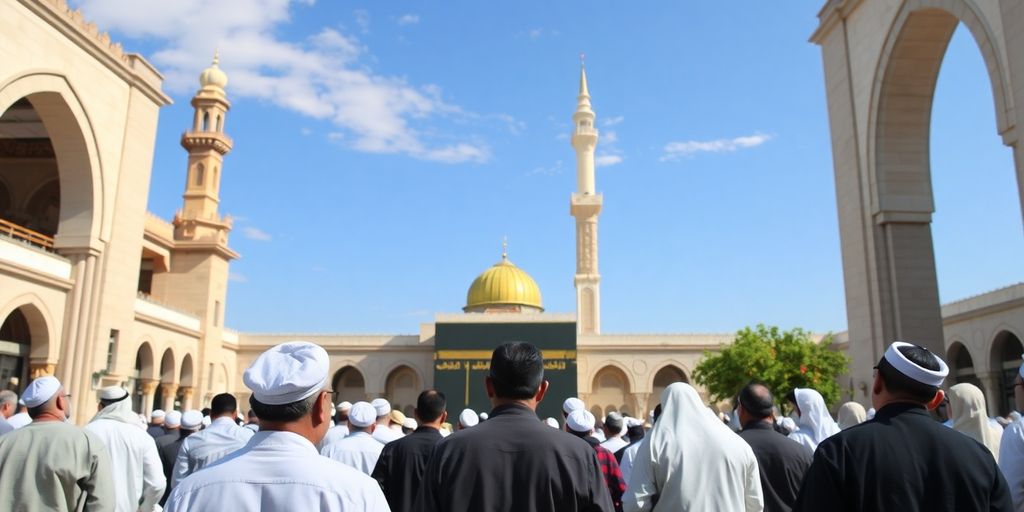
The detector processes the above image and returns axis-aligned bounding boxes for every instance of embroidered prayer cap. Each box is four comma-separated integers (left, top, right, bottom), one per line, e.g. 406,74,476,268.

563,397,585,414
349,401,376,427
883,341,949,387
22,376,60,408
459,408,479,428
567,409,596,433
371,398,391,417
243,341,329,405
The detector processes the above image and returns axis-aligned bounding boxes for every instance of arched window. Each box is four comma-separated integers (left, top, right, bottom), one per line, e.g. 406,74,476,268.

332,366,366,404
216,114,223,132
194,163,205,187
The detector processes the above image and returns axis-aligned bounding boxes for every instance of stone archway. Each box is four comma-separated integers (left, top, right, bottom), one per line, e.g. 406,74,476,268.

132,342,155,414
385,365,421,416
332,366,366,405
812,0,1023,387
0,304,51,392
178,354,195,409
989,331,1023,415
647,364,689,415
590,365,631,418
155,348,177,411
947,341,981,389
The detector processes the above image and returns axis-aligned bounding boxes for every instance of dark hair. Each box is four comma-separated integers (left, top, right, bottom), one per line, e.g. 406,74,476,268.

201,407,211,417
489,342,544,399
249,394,317,422
416,389,446,423
211,393,237,416
738,381,775,419
626,424,645,442
876,345,941,403
653,404,662,423
247,409,257,419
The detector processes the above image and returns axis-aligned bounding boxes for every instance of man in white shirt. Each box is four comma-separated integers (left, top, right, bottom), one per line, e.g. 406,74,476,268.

371,398,403,444
164,341,389,511
85,386,165,512
599,411,628,454
1000,363,1024,511
172,393,254,487
320,401,352,449
6,399,31,429
321,401,384,475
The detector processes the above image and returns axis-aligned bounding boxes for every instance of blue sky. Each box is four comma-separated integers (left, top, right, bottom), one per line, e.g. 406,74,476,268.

74,1,1023,335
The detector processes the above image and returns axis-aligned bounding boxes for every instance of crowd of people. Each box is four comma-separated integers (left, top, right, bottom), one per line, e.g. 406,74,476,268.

0,338,1022,511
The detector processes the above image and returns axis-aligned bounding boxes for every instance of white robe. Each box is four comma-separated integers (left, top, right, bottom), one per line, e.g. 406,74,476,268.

7,411,31,429
599,434,628,454
85,417,165,512
619,441,641,486
173,416,254,486
623,382,762,512
1000,418,1024,511
948,383,1002,462
321,431,384,475
319,423,350,450
788,387,840,456
165,430,389,512
372,424,404,444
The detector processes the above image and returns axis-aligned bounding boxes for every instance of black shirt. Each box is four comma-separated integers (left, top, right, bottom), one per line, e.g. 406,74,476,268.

372,426,443,512
738,420,811,512
794,402,1013,512
413,403,614,512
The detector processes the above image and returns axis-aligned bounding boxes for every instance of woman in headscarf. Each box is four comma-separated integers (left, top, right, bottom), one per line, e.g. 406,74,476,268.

836,401,867,430
948,382,1002,461
786,387,840,456
623,382,762,512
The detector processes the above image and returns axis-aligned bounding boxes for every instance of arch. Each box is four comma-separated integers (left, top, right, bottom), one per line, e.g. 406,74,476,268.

590,365,631,419
947,341,981,389
647,363,689,414
23,179,60,237
215,114,223,132
0,294,54,363
158,348,176,384
0,72,103,246
332,365,366,404
201,111,209,132
385,365,421,416
179,353,194,388
194,163,205,187
134,341,155,381
0,303,51,391
989,330,1023,415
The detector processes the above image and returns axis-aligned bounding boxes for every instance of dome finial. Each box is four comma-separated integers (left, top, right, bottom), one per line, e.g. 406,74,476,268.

199,49,228,90
212,48,220,67
502,236,508,261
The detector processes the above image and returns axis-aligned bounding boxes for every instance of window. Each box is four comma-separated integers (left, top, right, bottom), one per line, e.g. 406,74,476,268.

106,330,119,371
195,164,205,186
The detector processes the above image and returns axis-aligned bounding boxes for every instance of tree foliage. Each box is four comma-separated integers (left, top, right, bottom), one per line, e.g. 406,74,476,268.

693,324,849,409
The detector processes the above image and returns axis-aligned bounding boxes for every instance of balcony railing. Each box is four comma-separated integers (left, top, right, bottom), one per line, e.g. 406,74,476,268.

0,218,54,251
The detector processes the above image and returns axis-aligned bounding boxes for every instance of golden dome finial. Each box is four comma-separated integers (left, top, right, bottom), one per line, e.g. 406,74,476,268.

199,49,228,90
502,236,508,261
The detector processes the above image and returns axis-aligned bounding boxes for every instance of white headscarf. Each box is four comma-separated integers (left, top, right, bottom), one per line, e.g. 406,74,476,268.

788,388,840,454
949,383,1002,461
836,401,867,430
624,382,762,511
90,389,144,427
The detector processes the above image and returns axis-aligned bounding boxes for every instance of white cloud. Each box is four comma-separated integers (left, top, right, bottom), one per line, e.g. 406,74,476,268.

397,14,419,26
602,130,618,144
527,160,564,177
241,227,272,241
229,272,249,283
602,116,624,127
74,0,490,164
528,28,543,40
661,133,772,161
595,154,623,167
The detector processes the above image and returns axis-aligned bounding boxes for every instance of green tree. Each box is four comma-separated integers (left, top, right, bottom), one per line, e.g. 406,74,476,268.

693,324,849,409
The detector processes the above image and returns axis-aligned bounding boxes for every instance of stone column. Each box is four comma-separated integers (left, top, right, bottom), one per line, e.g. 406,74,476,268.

179,387,195,410
978,371,1004,417
140,379,159,416
632,393,650,419
160,383,179,412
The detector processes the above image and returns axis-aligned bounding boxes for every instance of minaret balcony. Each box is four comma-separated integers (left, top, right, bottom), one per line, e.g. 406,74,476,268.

180,131,233,154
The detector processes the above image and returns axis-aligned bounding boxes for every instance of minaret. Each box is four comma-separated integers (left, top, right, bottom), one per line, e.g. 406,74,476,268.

570,61,602,335
176,51,233,242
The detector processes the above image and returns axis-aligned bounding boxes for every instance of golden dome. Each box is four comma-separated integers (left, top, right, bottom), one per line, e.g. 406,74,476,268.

199,51,228,90
465,253,543,312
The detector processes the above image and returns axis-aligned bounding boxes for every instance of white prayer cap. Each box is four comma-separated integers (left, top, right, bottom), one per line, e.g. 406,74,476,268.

165,410,182,427
151,409,166,419
545,417,559,428
337,401,352,412
22,376,60,408
99,386,129,401
866,408,876,420
563,397,585,414
202,416,212,427
403,418,418,430
567,409,595,433
479,412,488,421
459,408,479,428
348,401,376,427
371,398,391,417
883,341,949,387
626,416,644,428
182,410,204,429
243,341,329,405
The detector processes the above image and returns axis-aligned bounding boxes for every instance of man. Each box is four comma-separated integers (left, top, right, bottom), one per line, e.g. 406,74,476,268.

6,398,31,429
616,417,647,482
146,409,166,438
172,392,254,486
785,387,839,456
414,341,614,512
624,383,761,512
999,363,1024,510
321,401,385,474
165,341,389,511
372,389,447,512
154,410,183,450
566,409,626,512
0,376,114,511
159,411,201,506
563,397,585,428
402,417,417,434
794,341,1013,511
599,411,627,454
458,408,478,430
372,398,404,444
244,409,260,432
736,381,811,512
85,386,165,512
0,390,16,434
320,401,351,448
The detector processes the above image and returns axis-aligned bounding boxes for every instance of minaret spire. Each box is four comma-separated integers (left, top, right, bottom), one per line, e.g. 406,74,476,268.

570,58,602,335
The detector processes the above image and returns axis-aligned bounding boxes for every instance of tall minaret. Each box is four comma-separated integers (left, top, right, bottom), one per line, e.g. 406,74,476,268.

570,61,602,335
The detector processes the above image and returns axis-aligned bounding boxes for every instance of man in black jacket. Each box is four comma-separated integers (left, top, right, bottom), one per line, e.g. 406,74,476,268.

736,381,810,512
372,389,447,512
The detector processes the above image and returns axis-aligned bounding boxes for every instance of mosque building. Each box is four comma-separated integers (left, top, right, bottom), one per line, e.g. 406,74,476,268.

1,0,1022,425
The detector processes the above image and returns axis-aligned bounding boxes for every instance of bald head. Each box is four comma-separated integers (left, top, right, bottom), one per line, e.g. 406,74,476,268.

738,382,775,420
